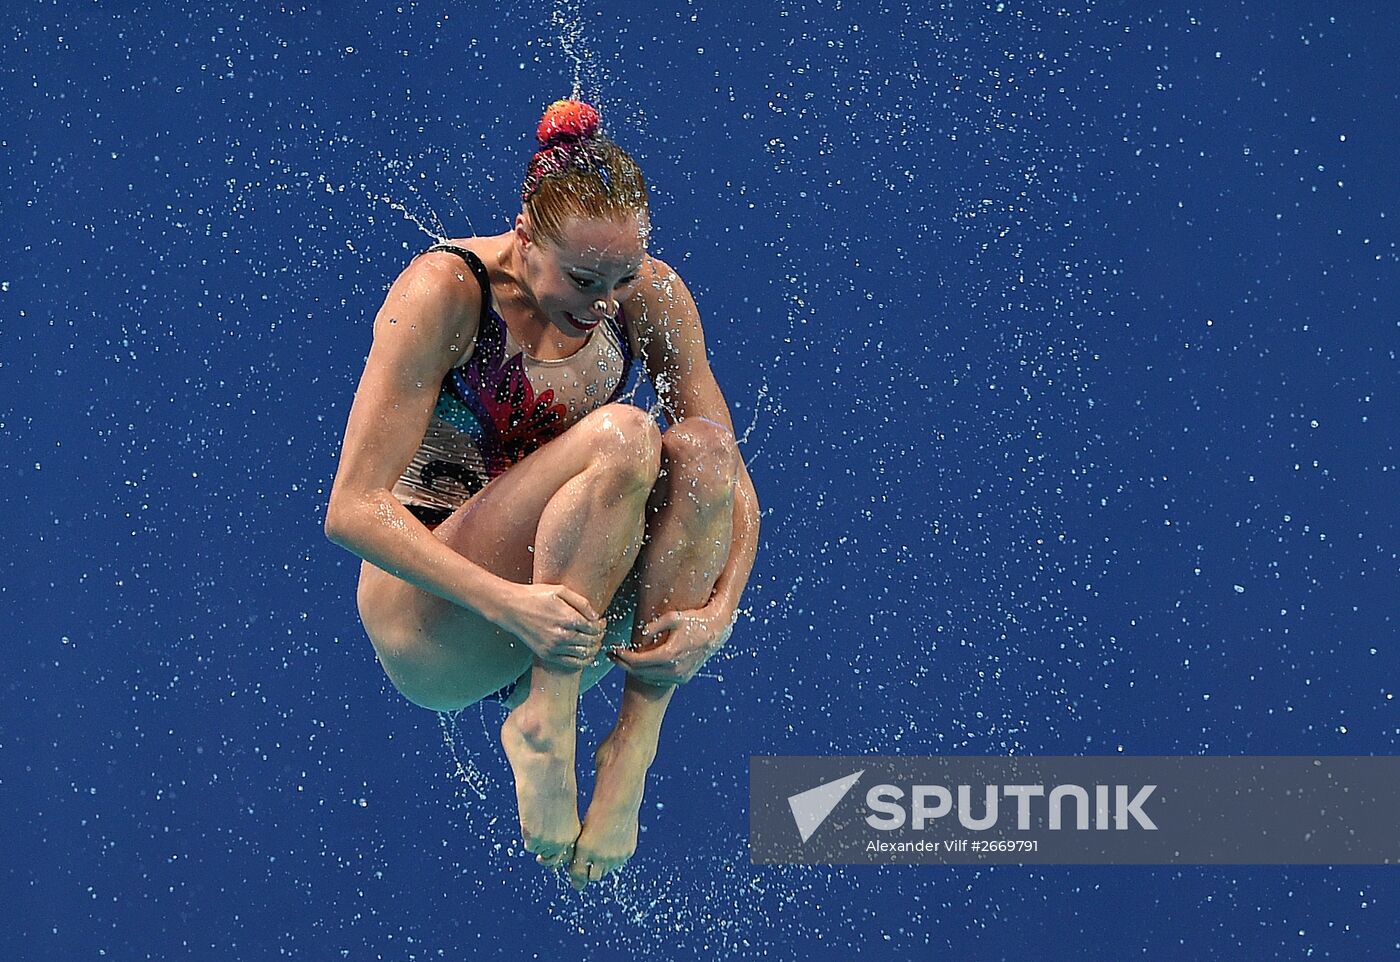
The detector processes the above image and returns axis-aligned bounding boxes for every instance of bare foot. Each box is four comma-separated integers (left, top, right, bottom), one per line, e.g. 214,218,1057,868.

568,730,657,891
500,704,581,869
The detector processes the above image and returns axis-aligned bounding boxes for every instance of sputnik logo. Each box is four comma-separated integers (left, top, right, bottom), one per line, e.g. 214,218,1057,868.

786,770,865,843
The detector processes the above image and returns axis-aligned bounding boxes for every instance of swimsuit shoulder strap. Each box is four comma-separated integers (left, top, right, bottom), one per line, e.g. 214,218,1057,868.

606,309,633,365
424,243,493,328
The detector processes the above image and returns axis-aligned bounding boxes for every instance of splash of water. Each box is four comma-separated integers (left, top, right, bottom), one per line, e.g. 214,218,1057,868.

551,0,593,102
437,708,493,801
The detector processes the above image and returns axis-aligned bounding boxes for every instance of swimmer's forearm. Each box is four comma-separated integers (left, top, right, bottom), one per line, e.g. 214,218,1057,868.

707,463,760,622
324,494,511,622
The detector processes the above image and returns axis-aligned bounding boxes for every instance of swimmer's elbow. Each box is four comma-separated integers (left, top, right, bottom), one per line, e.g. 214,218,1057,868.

323,497,362,551
323,509,348,548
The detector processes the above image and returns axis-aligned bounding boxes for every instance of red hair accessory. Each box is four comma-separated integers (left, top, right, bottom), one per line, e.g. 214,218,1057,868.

536,99,601,147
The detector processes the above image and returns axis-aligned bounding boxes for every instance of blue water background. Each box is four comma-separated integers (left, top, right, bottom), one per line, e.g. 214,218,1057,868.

4,1,1397,958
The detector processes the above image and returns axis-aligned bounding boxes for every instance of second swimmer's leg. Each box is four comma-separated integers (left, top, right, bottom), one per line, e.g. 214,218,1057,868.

502,409,661,868
569,418,740,890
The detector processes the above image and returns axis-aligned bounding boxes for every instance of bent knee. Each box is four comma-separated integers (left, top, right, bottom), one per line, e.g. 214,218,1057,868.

662,417,740,481
578,403,662,485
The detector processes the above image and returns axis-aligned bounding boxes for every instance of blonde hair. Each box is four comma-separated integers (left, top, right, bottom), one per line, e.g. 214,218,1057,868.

521,100,650,246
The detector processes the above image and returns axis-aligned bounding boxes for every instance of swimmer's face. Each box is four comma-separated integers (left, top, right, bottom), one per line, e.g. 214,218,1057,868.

522,213,648,335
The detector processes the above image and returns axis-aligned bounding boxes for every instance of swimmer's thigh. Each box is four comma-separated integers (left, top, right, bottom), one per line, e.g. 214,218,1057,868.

355,404,657,711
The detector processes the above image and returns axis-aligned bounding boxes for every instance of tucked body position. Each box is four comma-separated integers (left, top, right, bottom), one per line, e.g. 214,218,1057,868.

324,100,760,890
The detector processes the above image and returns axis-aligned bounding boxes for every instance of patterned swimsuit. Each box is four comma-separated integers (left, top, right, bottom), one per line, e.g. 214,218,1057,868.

392,243,641,526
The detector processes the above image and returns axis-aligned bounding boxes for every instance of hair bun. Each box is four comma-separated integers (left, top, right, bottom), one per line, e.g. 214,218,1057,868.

536,99,601,148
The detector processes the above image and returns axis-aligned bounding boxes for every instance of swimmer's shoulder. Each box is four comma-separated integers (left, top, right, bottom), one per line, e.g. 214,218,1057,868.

625,254,698,331
389,236,498,368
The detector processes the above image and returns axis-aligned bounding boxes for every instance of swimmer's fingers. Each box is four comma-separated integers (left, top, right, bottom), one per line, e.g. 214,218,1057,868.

548,587,605,644
607,645,684,686
610,607,723,685
639,610,686,643
548,615,606,667
524,586,601,659
497,583,602,663
542,642,600,670
555,586,601,624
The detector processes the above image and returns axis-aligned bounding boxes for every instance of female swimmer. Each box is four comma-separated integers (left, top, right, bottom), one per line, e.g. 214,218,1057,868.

325,99,759,891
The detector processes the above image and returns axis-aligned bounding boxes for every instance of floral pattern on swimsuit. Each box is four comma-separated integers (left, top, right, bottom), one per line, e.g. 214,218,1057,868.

392,244,638,525
444,306,573,480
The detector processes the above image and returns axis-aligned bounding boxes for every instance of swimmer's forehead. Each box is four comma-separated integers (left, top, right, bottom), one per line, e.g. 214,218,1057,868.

554,217,647,275
566,258,643,278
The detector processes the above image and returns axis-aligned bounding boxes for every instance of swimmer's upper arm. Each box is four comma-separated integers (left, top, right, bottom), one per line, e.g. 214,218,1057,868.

627,256,734,431
324,253,479,538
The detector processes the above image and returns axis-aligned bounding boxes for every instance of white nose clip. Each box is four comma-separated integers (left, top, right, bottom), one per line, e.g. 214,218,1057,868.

593,298,613,316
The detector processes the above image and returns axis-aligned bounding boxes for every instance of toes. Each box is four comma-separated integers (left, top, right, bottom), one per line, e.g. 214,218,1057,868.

527,837,573,866
537,845,574,869
567,852,628,890
567,854,594,891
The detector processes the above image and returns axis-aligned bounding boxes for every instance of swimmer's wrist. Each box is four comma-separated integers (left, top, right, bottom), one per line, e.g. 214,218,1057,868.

459,572,516,624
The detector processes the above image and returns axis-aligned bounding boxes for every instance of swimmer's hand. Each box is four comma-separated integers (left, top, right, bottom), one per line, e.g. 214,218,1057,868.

606,606,735,686
493,583,607,669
